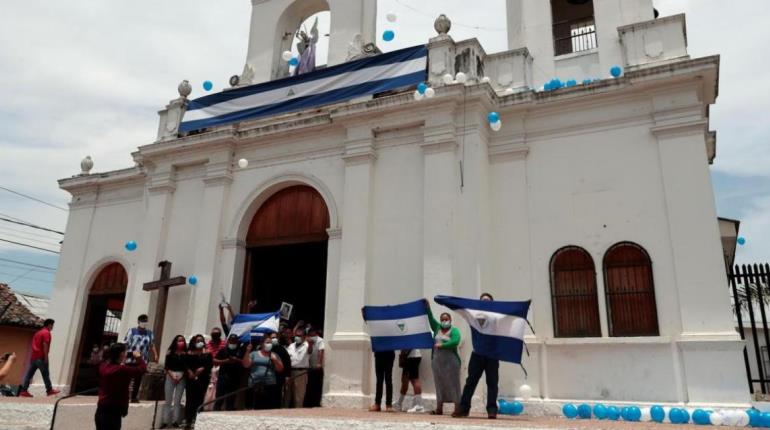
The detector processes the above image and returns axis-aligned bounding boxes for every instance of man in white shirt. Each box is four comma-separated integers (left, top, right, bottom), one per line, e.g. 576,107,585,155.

305,328,325,407
287,328,310,408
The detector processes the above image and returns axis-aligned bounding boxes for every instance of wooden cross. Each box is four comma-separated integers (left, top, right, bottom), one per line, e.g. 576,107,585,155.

143,261,186,353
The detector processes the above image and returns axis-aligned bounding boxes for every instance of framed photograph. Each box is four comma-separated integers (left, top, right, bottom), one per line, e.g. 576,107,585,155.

280,302,293,321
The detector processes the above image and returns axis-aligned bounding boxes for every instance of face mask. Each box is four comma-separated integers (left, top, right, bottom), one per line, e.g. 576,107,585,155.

176,342,186,351
195,342,205,349
228,343,238,351
310,336,319,342
211,332,221,340
263,343,274,352
294,336,303,345
139,322,148,329
441,321,451,329
271,338,279,346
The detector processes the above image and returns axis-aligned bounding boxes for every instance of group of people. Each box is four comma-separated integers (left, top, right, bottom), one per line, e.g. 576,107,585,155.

106,306,325,430
369,293,502,419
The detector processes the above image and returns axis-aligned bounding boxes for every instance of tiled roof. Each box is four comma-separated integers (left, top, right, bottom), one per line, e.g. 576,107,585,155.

0,284,44,328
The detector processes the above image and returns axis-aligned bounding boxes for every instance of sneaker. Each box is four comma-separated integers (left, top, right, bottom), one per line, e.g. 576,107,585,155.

407,405,425,413
393,403,402,412
46,389,61,396
368,404,381,412
18,391,33,398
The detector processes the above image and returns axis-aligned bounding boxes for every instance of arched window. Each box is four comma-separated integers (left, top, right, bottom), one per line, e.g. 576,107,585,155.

603,242,659,337
550,246,601,337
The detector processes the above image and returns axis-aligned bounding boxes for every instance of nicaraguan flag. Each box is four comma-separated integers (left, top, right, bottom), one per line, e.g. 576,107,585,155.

362,299,435,352
179,45,428,132
229,311,281,343
434,295,531,364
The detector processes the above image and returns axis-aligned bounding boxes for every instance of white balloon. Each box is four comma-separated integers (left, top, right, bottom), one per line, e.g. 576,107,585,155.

480,76,491,84
424,87,435,98
455,72,467,84
662,407,672,423
443,74,454,85
709,411,724,426
518,384,532,400
490,120,502,131
413,90,424,101
237,158,249,169
386,13,397,23
640,407,651,422
735,411,750,427
503,88,515,95
723,410,738,426
281,51,293,62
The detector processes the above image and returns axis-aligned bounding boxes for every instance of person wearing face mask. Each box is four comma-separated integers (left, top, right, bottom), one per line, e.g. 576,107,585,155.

202,328,224,411
286,328,310,408
123,314,158,403
304,327,325,407
242,335,285,409
160,335,187,429
183,334,213,429
206,328,225,356
455,292,499,419
213,334,243,411
424,299,462,416
268,333,291,407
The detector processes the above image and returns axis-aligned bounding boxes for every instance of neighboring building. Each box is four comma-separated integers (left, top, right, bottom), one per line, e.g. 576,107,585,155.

719,217,741,267
0,284,44,385
47,0,749,407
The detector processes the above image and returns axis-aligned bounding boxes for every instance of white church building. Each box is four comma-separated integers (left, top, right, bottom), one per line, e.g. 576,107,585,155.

47,0,749,408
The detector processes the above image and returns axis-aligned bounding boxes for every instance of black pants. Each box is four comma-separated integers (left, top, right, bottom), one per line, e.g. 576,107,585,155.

94,406,124,430
304,368,323,407
185,377,209,424
459,352,499,414
214,371,238,411
374,351,395,407
129,374,142,401
253,383,282,410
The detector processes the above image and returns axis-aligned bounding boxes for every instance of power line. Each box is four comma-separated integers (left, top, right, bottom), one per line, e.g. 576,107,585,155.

0,231,62,248
0,270,55,284
0,225,62,241
0,216,64,235
0,238,60,254
0,257,57,272
0,186,68,212
0,263,54,275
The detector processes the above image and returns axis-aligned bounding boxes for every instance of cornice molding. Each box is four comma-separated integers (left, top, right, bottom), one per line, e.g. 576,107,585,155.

650,119,708,139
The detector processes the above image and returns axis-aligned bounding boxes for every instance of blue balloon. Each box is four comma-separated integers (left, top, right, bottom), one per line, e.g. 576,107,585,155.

582,79,593,86
680,408,690,424
125,240,137,252
593,404,607,420
748,409,761,427
487,112,500,123
511,401,524,415
610,66,623,78
606,406,620,421
563,404,578,419
650,405,665,423
620,407,630,421
543,82,552,91
188,275,198,286
669,408,683,424
761,411,770,427
382,30,395,42
578,404,592,419
738,236,746,246
203,80,213,91
566,79,577,87
626,406,641,422
288,57,299,67
550,78,563,90
692,409,708,425
417,83,428,95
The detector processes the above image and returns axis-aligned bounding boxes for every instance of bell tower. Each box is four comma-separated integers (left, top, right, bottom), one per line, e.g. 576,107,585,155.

242,0,377,85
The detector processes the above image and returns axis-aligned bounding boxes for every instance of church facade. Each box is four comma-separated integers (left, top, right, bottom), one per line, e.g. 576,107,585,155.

48,0,750,408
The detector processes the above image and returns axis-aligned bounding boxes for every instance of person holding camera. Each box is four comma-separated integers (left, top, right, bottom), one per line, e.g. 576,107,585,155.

95,343,147,430
0,352,16,382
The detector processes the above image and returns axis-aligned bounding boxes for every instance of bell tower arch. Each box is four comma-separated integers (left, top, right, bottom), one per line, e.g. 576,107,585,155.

243,0,377,85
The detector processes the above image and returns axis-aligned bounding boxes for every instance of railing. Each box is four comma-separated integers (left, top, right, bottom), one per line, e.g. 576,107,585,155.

729,263,770,396
50,387,98,430
196,370,309,416
553,17,597,56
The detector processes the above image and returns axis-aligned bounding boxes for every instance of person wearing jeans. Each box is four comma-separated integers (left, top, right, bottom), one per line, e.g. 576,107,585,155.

160,335,187,429
19,319,60,397
369,351,395,412
123,314,158,403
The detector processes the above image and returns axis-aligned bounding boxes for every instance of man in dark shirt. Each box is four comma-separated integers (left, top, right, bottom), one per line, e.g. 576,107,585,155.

95,343,147,430
213,334,243,411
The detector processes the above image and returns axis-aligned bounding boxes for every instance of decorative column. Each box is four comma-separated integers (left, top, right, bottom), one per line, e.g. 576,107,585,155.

186,147,233,336
325,125,376,408
156,81,190,142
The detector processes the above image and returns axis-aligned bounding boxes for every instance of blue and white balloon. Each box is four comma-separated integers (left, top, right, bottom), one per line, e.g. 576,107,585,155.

417,83,428,95
289,57,299,67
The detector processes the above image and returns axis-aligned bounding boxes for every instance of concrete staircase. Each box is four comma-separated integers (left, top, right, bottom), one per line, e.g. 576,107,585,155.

0,398,160,430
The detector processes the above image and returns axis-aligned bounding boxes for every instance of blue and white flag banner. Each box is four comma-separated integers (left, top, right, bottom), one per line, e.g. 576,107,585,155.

230,311,281,343
179,45,428,132
362,299,435,352
434,295,531,364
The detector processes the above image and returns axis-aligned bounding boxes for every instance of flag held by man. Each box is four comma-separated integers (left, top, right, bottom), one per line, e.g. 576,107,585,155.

229,311,281,343
434,295,531,364
362,299,435,352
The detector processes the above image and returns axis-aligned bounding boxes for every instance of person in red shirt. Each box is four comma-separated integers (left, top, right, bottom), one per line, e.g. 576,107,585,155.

18,319,60,397
95,343,147,430
206,327,225,356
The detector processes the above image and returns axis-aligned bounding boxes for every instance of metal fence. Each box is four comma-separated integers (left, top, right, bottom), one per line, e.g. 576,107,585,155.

728,263,770,394
553,18,597,56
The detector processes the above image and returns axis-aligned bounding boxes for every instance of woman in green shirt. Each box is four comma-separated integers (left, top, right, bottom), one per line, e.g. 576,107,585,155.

426,300,462,415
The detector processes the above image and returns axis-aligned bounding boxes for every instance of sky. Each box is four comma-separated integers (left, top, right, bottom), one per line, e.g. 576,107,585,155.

0,0,767,297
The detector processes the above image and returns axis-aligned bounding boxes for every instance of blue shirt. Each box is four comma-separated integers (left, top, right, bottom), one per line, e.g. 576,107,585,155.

248,352,276,386
124,327,154,363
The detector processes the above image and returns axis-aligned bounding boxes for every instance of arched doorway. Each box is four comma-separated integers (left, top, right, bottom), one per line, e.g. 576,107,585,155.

72,262,128,392
242,185,330,330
